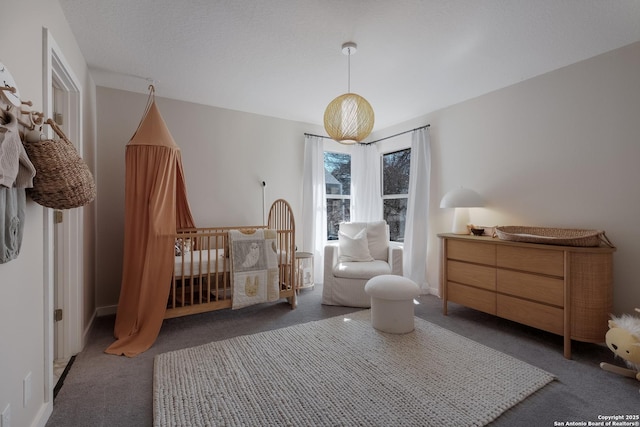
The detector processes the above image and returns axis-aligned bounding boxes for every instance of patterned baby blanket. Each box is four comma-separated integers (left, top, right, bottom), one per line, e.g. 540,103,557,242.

228,228,279,309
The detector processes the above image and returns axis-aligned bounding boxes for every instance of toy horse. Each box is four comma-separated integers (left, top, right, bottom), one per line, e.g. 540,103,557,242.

600,308,640,391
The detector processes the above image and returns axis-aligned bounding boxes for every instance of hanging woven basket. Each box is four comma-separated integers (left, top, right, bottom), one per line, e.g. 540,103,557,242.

23,119,96,210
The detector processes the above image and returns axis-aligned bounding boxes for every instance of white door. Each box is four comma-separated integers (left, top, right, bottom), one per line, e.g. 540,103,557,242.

52,84,66,364
51,81,83,362
44,29,84,401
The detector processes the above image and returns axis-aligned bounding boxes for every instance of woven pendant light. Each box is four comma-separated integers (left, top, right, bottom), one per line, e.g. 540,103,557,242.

323,42,374,144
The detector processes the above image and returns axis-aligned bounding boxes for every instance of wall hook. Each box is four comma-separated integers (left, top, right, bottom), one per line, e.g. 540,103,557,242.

0,86,17,94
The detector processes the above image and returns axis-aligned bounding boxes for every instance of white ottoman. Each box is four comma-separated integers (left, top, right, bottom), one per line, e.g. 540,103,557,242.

364,275,420,334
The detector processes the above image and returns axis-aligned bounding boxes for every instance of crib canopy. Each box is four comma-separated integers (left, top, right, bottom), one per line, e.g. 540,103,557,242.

105,95,195,357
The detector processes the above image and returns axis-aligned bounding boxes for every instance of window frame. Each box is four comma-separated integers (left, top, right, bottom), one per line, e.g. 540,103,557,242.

381,147,411,242
324,150,352,241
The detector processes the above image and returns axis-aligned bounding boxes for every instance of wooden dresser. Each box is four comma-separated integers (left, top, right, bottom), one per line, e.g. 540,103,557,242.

438,233,615,358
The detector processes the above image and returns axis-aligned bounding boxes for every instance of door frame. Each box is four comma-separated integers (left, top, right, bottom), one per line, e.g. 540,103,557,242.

42,27,84,402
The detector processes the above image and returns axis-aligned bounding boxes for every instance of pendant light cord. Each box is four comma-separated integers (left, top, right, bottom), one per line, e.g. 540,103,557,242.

347,47,352,93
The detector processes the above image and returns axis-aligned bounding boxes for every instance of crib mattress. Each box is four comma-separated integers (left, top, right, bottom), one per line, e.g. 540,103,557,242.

174,248,292,277
174,249,228,277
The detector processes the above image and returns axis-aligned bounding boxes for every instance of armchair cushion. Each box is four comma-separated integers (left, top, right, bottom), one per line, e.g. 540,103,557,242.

338,228,374,262
333,260,391,280
339,221,388,261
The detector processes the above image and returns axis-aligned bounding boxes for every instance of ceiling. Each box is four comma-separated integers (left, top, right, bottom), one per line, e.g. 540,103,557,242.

58,0,640,131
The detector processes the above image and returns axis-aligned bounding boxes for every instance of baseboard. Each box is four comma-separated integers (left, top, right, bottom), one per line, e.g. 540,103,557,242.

30,401,52,427
96,304,118,317
423,283,440,297
82,311,96,348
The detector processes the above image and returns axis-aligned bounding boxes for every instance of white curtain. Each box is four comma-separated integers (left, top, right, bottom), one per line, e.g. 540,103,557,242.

302,135,326,284
403,127,431,290
351,143,383,222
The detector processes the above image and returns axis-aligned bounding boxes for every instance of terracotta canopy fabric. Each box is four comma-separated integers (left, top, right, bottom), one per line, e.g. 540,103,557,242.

106,98,194,357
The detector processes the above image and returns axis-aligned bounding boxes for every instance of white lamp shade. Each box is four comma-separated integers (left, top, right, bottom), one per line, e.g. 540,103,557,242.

440,187,484,234
440,187,484,208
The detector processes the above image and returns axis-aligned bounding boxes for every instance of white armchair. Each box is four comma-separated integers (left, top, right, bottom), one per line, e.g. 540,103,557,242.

322,221,403,307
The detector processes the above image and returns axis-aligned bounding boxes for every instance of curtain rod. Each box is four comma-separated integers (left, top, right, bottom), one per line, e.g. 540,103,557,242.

303,133,332,139
304,124,430,144
366,124,430,144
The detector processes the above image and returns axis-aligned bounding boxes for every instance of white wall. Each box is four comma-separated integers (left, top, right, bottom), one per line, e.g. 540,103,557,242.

374,41,640,316
0,2,97,427
95,87,323,309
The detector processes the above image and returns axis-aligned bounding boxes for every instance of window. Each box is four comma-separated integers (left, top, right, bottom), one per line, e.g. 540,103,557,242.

324,152,351,240
382,148,411,242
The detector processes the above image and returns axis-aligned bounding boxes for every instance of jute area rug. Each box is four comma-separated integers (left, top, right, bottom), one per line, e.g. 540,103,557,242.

153,310,554,426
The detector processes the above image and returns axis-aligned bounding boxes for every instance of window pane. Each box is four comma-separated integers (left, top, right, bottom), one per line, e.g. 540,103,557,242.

384,198,407,242
383,149,411,195
324,152,351,195
327,198,350,240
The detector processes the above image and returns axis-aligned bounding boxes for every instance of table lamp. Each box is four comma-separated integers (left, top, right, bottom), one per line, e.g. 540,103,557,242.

440,187,484,234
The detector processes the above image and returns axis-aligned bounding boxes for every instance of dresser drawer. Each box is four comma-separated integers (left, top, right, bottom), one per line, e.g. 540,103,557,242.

448,260,495,290
497,246,564,277
448,282,496,315
447,240,495,265
497,269,564,307
497,294,563,335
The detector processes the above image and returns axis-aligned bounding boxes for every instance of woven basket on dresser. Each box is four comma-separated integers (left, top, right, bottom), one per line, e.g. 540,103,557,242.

495,226,614,248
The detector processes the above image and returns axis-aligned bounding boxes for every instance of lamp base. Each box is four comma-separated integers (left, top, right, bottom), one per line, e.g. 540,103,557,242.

451,208,470,234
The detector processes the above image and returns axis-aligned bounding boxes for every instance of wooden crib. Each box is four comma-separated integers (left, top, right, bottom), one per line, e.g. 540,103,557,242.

166,199,296,319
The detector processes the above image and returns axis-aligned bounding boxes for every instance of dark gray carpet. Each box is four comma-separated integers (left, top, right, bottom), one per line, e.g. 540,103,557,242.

46,285,639,426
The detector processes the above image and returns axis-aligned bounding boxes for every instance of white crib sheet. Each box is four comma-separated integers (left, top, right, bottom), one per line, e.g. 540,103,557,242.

174,249,228,277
